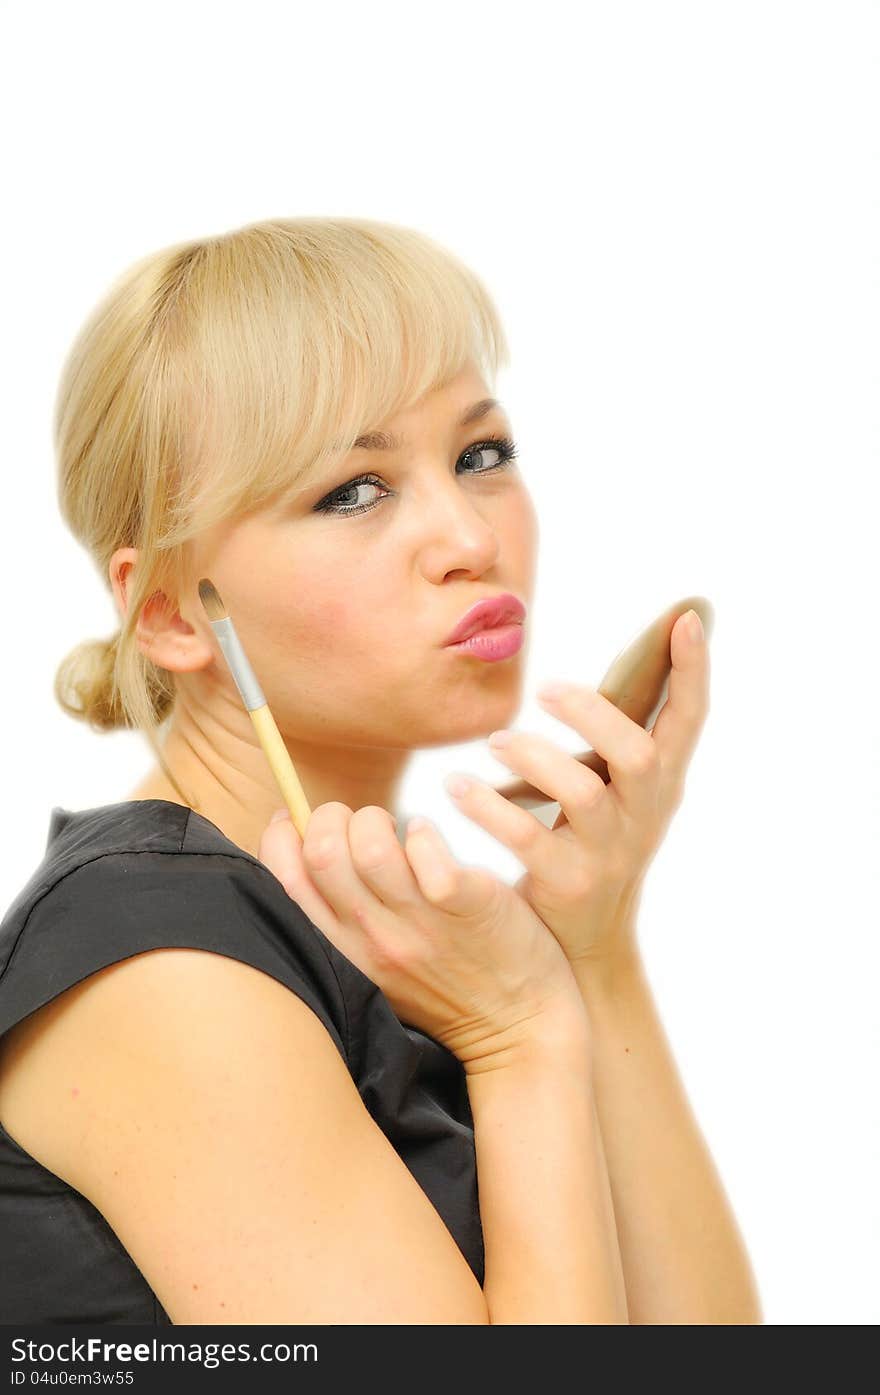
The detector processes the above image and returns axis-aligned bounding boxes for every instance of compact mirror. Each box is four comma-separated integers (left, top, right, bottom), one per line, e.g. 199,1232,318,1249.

491,595,715,829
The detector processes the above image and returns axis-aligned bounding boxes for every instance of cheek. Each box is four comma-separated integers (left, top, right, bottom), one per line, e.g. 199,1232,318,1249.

266,582,384,668
275,590,351,646
502,490,539,566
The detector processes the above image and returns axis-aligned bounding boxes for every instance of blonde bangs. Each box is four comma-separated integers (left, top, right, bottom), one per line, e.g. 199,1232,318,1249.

151,217,510,543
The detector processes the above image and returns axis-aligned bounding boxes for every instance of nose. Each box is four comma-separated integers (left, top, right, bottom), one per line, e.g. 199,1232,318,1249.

418,475,502,579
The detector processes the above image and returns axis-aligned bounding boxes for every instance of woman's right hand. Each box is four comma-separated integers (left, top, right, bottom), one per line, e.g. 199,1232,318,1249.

258,802,588,1073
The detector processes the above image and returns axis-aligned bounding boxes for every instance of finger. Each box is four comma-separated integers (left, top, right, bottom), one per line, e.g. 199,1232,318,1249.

346,805,424,910
258,811,331,911
405,817,501,920
486,727,613,837
259,809,407,982
649,609,711,780
536,684,659,815
444,771,584,891
301,801,390,925
302,804,494,942
258,811,369,963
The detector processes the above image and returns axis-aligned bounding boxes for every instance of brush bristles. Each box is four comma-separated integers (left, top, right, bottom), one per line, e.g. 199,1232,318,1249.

198,577,228,622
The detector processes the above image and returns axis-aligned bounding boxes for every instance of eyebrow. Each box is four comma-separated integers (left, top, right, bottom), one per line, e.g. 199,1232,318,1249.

351,397,503,452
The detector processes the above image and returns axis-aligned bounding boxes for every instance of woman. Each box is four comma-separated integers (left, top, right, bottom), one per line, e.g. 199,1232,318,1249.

0,217,761,1324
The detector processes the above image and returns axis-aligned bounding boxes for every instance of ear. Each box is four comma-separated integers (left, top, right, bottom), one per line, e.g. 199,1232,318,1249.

108,546,138,623
108,546,213,674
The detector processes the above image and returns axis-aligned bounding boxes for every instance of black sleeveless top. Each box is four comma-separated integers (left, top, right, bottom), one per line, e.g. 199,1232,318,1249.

0,800,484,1323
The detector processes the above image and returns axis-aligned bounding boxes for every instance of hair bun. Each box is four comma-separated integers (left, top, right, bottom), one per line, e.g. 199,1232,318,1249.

54,632,127,732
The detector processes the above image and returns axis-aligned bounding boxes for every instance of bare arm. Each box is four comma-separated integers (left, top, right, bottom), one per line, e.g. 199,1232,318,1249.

571,949,762,1324
9,947,627,1324
467,1004,629,1324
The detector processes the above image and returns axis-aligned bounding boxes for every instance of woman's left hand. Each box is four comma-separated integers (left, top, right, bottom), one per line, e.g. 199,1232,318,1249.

443,609,710,967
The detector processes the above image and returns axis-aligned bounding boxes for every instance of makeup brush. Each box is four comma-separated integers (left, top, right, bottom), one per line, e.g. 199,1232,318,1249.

198,578,312,838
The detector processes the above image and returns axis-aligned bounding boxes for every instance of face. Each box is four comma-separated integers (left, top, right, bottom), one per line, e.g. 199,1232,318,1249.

187,363,539,751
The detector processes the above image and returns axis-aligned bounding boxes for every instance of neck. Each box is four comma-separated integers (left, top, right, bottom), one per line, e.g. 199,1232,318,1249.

126,701,412,860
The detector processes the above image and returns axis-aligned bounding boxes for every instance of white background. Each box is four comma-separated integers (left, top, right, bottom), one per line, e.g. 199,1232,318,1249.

1,0,877,1324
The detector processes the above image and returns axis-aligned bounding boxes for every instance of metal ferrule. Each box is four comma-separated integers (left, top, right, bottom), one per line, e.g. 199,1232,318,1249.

211,616,266,711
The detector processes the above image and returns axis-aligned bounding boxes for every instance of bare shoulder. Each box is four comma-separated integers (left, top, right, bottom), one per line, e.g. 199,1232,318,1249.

0,975,107,1183
0,947,489,1323
0,947,339,1185
0,949,262,1184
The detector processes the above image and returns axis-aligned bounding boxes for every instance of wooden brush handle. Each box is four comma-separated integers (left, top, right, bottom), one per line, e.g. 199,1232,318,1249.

250,704,312,838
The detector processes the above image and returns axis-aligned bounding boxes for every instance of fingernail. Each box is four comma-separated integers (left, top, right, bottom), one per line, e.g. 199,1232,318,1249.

685,609,704,643
488,729,513,748
444,773,472,798
537,681,570,702
270,807,290,823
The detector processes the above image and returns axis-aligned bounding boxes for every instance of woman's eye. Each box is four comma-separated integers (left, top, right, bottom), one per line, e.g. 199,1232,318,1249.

459,439,519,475
316,477,387,515
313,434,519,518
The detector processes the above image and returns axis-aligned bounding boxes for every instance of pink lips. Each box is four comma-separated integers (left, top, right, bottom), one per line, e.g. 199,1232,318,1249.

442,593,526,647
445,624,524,661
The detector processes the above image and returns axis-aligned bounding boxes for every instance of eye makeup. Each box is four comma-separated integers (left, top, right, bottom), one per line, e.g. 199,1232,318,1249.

311,434,520,518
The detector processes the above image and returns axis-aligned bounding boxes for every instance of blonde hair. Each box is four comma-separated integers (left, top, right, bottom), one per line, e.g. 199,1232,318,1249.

51,216,510,805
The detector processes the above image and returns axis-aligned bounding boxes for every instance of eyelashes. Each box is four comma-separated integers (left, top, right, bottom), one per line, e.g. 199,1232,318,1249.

312,434,520,517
